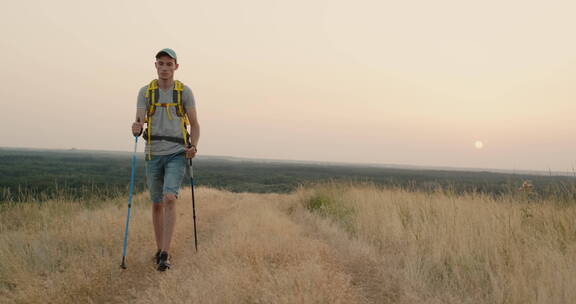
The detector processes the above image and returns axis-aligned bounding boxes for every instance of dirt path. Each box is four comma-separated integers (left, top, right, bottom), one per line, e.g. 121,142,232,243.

117,190,371,303
89,188,240,304
285,207,406,303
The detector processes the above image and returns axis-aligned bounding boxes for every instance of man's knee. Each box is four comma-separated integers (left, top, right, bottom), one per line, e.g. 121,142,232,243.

163,193,177,205
152,202,163,212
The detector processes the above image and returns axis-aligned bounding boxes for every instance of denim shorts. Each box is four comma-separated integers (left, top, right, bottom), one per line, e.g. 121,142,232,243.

145,152,187,203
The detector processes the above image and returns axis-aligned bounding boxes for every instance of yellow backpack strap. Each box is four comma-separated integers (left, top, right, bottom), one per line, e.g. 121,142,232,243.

173,80,185,117
173,80,189,145
181,115,190,146
146,79,159,118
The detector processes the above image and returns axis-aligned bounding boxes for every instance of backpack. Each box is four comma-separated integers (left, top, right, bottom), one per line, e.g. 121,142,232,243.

143,79,190,160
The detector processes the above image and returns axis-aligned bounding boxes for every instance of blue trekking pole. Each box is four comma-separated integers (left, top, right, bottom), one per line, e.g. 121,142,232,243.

121,134,139,269
187,157,198,252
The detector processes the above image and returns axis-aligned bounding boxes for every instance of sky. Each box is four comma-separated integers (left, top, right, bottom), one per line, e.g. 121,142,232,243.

0,0,574,172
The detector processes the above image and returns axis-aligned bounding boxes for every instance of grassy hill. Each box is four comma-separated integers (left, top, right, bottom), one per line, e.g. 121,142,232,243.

1,183,575,303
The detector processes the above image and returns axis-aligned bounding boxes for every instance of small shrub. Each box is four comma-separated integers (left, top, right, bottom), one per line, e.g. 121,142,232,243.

304,192,356,233
305,194,333,213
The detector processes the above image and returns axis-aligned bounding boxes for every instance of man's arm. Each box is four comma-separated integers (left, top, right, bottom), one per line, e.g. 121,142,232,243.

187,107,200,147
132,87,148,136
185,107,200,158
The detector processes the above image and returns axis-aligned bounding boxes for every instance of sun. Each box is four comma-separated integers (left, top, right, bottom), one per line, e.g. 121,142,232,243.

474,140,484,149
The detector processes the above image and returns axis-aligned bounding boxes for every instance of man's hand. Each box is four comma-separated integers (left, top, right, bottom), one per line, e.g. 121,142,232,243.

185,145,197,159
132,121,143,137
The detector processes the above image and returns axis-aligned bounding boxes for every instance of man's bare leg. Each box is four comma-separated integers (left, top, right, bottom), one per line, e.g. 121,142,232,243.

161,194,177,252
152,203,164,252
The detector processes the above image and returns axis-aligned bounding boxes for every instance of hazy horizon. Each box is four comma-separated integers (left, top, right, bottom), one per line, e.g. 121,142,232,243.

1,0,574,172
3,145,574,177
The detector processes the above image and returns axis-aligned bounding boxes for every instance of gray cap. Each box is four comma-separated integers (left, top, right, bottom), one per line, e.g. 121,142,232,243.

155,48,177,60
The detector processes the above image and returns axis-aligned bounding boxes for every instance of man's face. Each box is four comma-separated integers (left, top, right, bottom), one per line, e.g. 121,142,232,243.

155,55,178,80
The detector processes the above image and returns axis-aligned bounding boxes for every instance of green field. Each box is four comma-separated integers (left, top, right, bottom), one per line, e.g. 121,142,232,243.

1,147,575,203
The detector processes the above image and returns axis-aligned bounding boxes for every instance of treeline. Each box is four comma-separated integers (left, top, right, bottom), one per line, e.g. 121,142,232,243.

0,149,147,202
1,148,575,203
196,159,576,202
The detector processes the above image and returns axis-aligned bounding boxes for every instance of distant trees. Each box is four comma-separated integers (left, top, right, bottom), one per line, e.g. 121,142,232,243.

1,149,575,203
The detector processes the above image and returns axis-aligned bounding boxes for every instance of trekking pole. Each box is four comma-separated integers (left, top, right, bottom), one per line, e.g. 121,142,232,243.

120,133,139,269
187,157,198,252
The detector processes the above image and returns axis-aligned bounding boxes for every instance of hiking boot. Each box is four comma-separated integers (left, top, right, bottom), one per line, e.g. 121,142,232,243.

153,249,161,265
157,251,171,271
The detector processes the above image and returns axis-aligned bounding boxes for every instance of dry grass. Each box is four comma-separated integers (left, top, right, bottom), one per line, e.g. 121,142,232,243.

298,183,576,303
1,183,575,303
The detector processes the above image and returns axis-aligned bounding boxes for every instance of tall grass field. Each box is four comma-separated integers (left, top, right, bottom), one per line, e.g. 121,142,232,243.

1,183,575,303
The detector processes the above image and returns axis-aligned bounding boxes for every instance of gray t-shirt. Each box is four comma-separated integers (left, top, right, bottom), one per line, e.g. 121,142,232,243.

137,82,196,156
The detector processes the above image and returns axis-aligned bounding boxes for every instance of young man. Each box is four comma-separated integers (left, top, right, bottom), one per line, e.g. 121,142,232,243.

131,48,200,271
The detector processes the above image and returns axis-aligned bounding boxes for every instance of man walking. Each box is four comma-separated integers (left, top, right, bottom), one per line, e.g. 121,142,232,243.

132,48,200,271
